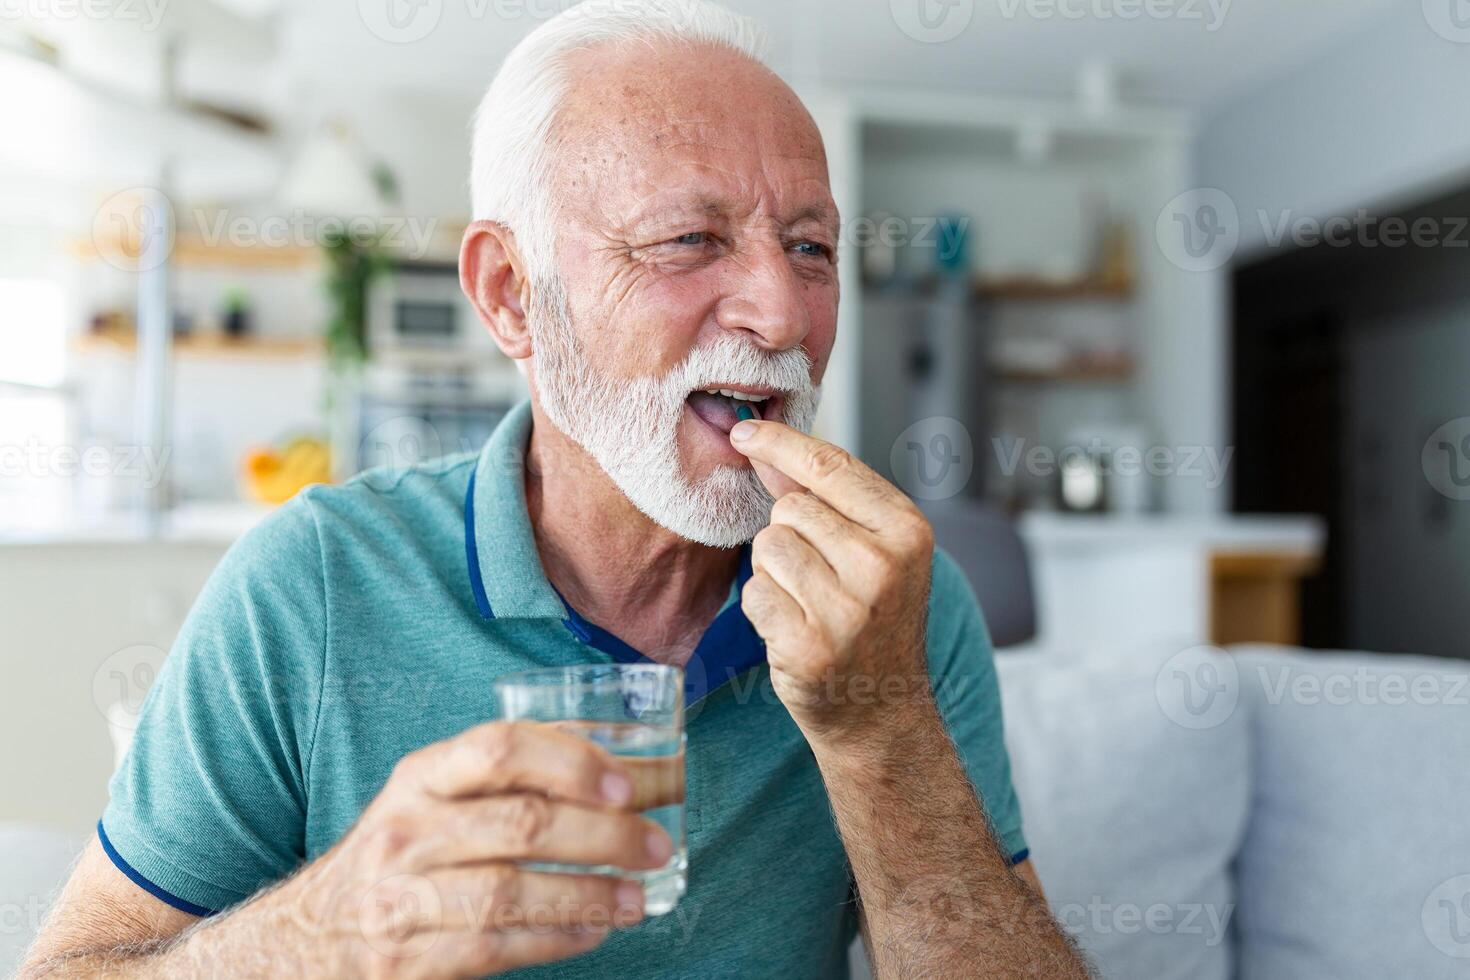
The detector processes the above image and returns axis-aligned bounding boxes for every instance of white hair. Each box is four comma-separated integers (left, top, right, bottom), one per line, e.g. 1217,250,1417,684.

469,0,769,278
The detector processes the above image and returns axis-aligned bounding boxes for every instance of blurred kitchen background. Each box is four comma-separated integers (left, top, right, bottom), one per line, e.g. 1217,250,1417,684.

3,2,1470,972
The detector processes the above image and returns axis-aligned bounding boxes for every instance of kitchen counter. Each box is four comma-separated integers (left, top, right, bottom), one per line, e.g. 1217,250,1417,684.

1014,511,1327,654
1018,511,1325,554
0,502,275,547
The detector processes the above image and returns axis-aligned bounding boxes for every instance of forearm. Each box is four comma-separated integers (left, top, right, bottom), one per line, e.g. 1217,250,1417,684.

811,699,1088,979
23,872,335,979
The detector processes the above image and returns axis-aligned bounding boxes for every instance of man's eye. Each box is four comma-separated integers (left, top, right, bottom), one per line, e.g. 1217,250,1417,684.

672,232,708,246
793,240,832,259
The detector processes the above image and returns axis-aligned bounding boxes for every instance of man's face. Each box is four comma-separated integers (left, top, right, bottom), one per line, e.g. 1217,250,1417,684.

527,41,840,547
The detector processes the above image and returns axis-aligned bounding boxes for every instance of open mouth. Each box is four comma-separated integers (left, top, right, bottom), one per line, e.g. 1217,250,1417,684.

685,385,781,435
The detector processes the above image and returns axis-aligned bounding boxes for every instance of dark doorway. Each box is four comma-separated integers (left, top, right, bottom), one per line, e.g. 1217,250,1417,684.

1231,183,1470,660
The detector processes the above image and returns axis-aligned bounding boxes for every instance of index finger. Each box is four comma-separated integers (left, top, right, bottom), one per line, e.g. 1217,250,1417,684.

407,721,635,809
729,419,908,532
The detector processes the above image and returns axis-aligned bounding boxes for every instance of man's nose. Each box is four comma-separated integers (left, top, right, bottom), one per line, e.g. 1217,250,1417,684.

715,244,811,351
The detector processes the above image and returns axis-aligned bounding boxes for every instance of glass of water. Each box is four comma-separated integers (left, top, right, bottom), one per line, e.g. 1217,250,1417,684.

491,663,686,916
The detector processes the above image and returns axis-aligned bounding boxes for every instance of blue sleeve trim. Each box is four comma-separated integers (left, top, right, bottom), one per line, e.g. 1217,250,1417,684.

1009,847,1030,867
96,820,219,918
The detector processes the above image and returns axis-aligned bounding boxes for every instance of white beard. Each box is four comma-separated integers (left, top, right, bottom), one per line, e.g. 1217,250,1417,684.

529,274,821,548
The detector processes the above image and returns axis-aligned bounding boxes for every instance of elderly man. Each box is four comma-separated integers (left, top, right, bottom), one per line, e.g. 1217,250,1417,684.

25,1,1087,977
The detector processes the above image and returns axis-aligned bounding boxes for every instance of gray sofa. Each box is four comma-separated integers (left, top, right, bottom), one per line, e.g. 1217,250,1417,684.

990,641,1470,979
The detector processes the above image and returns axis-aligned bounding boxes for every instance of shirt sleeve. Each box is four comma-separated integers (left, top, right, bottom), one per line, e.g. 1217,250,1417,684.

926,547,1029,864
100,494,327,914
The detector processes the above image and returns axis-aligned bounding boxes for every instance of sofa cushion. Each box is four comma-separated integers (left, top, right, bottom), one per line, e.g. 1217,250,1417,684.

996,642,1251,980
1231,646,1470,980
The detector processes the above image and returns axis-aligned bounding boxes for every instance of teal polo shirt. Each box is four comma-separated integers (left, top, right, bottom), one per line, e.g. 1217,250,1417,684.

101,399,1026,979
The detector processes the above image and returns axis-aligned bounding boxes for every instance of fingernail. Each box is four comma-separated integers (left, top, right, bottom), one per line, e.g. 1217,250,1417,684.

646,830,672,863
730,420,757,442
616,881,644,910
601,772,632,805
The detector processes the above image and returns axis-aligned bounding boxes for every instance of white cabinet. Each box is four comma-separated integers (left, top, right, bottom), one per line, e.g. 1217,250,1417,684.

1017,513,1325,656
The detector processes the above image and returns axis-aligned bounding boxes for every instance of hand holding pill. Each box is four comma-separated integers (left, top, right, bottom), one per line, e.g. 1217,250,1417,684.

727,418,936,750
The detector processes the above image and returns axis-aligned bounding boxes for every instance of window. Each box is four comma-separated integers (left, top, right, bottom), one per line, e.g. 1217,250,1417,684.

0,278,70,529
0,278,65,388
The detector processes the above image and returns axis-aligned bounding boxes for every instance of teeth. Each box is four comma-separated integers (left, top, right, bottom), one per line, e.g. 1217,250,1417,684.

703,387,770,402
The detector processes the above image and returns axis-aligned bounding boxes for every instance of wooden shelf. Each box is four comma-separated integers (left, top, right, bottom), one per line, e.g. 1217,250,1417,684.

72,332,321,360
68,235,320,271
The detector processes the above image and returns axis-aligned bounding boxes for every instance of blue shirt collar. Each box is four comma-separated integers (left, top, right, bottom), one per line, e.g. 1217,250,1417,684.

464,399,766,704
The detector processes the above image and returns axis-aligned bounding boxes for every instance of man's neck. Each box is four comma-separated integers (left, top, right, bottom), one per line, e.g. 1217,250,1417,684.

522,402,741,667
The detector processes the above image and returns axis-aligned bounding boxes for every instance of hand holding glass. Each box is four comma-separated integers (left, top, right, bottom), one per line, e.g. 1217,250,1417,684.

492,664,686,915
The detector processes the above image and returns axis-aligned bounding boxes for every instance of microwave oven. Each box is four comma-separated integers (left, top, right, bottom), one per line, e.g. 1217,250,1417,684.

366,261,503,361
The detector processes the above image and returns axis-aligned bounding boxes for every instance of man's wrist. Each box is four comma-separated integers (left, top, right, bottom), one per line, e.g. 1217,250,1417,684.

803,689,947,776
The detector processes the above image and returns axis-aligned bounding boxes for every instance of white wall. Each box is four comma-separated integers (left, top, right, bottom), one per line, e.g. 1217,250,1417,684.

1132,137,1229,514
1187,7,1470,514
1197,9,1470,259
793,87,863,454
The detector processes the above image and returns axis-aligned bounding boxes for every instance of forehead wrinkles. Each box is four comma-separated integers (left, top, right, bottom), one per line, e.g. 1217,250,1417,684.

555,124,831,235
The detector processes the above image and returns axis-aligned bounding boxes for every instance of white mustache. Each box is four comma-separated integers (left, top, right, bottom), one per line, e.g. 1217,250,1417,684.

664,335,815,404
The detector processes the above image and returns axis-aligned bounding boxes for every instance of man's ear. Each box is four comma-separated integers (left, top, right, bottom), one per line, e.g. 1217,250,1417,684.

460,220,533,361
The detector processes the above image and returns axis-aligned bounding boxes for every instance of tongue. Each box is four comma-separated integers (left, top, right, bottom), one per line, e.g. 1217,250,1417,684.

687,391,745,433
